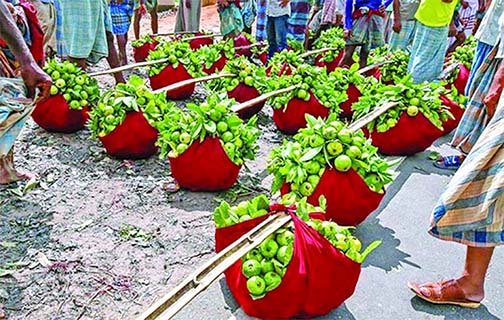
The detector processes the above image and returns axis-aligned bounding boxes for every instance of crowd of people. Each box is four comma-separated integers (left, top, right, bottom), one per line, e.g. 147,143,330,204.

0,0,502,314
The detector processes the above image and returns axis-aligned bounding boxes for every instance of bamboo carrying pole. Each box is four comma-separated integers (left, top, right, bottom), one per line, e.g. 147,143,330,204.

299,47,341,59
135,100,399,320
357,61,391,75
87,58,170,77
230,85,301,113
136,212,293,320
152,73,236,94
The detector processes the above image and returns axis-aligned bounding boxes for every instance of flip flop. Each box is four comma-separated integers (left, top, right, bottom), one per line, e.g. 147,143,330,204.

407,280,481,309
433,155,463,170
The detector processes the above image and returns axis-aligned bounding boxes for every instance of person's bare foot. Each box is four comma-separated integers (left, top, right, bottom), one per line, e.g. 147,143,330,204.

0,165,36,184
456,275,485,302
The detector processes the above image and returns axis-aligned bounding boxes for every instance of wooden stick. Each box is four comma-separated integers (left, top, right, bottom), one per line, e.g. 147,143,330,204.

152,31,201,37
152,73,236,94
87,58,169,77
136,212,292,320
235,42,266,51
357,61,391,75
180,34,222,42
231,85,301,113
439,62,459,80
300,47,340,59
348,101,399,132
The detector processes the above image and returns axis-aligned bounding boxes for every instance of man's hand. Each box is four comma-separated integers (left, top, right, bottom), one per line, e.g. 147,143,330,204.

460,0,469,8
218,0,229,6
344,29,352,39
392,20,401,33
19,61,51,102
280,0,290,8
185,0,192,8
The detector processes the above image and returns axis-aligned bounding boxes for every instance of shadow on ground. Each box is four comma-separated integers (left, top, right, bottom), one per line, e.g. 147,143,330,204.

411,297,501,320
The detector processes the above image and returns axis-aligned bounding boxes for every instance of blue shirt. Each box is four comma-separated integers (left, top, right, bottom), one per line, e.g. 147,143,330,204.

345,0,393,30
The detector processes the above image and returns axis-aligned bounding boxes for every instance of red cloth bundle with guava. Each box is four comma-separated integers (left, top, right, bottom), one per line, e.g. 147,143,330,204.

272,93,330,135
370,112,444,156
215,210,361,319
169,137,241,191
99,111,159,159
280,168,384,226
32,94,89,133
149,64,195,100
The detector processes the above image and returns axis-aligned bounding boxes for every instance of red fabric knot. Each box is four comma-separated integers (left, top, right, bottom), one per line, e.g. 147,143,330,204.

268,203,297,215
352,8,384,22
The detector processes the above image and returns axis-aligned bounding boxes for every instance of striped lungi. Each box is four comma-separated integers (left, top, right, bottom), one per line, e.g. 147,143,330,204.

109,0,134,35
429,95,504,247
287,0,311,42
174,0,201,32
389,20,416,52
465,41,494,96
55,0,110,64
0,78,32,157
408,21,448,83
452,46,502,154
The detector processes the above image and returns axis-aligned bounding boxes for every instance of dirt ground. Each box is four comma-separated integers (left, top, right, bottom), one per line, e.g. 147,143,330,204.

0,8,273,320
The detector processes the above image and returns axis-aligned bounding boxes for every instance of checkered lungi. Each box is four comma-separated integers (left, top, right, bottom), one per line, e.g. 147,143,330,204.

346,10,385,50
429,94,504,248
407,21,448,83
389,20,416,52
55,0,110,64
110,0,134,35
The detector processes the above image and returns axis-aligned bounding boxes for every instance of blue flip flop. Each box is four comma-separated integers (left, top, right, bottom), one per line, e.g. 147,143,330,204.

433,155,463,170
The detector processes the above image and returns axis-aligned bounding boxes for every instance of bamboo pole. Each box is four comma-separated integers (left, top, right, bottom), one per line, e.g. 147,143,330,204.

152,31,200,37
87,58,170,77
357,61,390,75
231,85,301,113
348,101,399,132
179,34,222,42
136,212,292,320
235,41,267,51
300,47,340,59
152,73,236,94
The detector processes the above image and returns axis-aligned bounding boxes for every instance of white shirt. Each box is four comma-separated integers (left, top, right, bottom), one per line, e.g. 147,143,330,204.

475,0,504,46
267,0,291,17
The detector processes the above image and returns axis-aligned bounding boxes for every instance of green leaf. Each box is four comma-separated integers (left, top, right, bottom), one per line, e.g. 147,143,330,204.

300,146,323,162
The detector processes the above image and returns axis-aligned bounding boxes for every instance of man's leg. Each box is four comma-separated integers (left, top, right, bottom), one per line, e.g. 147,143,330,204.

117,34,128,65
276,15,288,52
0,149,35,184
358,45,369,69
150,5,158,35
267,17,277,59
106,31,125,83
67,57,87,69
133,9,141,39
341,45,357,67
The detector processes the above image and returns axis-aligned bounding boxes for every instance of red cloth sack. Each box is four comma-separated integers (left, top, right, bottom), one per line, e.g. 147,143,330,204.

446,63,470,95
340,84,361,119
169,137,241,191
99,111,159,159
149,64,195,100
215,211,361,319
133,41,159,62
314,51,344,73
189,33,214,49
272,93,330,135
440,95,465,134
281,168,384,226
32,94,89,133
202,53,227,75
370,112,444,156
258,52,268,65
234,34,253,57
228,83,264,119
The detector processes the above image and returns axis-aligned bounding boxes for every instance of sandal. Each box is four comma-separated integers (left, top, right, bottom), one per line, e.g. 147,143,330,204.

407,279,481,308
433,155,464,170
